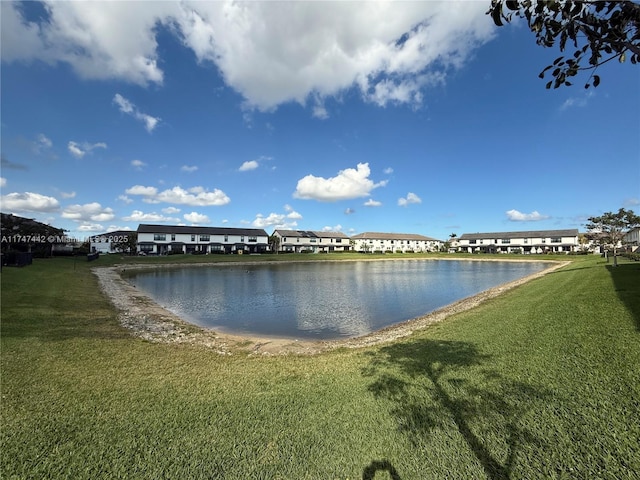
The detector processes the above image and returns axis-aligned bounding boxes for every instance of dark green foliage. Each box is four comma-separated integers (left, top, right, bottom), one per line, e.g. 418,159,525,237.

488,1,640,88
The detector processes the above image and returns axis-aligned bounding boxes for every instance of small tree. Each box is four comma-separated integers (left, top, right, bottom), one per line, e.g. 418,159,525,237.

488,1,640,89
113,233,137,255
268,234,280,254
586,208,640,266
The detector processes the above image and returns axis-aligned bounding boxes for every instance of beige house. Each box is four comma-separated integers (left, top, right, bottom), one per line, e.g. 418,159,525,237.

457,229,579,254
350,232,442,253
272,230,351,253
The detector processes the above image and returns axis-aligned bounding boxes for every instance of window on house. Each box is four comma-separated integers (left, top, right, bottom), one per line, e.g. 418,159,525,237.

501,239,511,244
551,237,561,243
171,234,176,241
524,238,529,244
310,238,317,242
200,235,210,242
336,238,341,243
224,235,228,242
154,234,166,241
241,236,244,242
191,235,196,242
470,240,477,244
248,236,257,242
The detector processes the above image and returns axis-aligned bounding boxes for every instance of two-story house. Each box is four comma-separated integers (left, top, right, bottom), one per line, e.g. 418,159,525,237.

457,229,579,254
272,230,351,253
137,224,269,255
350,232,442,253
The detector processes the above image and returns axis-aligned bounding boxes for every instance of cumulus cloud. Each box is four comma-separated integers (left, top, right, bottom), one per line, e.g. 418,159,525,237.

0,192,60,213
68,141,107,159
122,210,180,223
113,94,160,132
506,209,550,222
31,133,53,154
131,159,147,170
62,202,115,223
60,191,76,199
162,206,181,214
2,2,494,113
184,211,210,224
294,163,387,202
252,204,302,228
383,167,394,174
398,192,422,207
180,165,198,173
0,177,6,188
125,184,230,206
239,160,259,172
364,199,382,207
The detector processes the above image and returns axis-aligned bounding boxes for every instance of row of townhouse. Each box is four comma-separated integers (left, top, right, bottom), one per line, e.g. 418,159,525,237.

350,232,442,253
272,230,351,253
91,224,612,256
91,224,270,255
457,229,580,254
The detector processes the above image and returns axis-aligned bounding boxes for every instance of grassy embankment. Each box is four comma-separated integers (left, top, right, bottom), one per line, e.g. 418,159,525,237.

1,254,638,479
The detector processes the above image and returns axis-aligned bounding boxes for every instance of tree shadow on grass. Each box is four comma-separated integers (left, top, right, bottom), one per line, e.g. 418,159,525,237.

606,263,640,331
363,340,551,480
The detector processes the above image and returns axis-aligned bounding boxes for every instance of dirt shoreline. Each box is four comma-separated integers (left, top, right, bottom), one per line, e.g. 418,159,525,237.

92,258,568,355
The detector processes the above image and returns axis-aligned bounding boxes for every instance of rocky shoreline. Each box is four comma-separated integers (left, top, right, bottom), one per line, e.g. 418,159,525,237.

92,259,568,355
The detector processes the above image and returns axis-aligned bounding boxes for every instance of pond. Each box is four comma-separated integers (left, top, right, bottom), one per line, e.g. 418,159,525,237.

126,259,551,340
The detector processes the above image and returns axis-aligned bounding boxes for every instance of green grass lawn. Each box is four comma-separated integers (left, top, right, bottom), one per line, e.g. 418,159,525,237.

1,255,639,479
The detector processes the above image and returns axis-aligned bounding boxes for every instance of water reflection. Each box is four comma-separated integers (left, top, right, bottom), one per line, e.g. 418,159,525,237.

127,260,549,340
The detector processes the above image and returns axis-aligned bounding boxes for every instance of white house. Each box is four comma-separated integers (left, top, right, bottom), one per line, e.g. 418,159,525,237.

90,230,134,254
350,232,442,253
623,227,639,252
137,224,269,255
457,229,580,254
273,230,351,253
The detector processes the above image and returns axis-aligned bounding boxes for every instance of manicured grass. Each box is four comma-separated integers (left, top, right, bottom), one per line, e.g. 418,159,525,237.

1,255,638,479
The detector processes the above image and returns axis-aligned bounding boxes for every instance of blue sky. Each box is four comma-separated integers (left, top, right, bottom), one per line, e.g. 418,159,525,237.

1,1,639,241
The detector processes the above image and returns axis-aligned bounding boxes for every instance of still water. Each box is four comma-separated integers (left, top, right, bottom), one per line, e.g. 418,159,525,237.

127,260,550,340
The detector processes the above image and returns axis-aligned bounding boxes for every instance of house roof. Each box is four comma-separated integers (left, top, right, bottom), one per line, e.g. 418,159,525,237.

91,229,134,239
137,224,268,237
458,229,579,240
350,232,441,242
273,229,349,239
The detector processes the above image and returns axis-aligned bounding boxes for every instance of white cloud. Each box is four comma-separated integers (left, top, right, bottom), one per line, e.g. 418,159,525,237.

118,195,133,204
60,191,76,199
131,159,147,170
364,199,382,207
33,133,53,154
398,192,422,207
122,210,180,223
383,167,394,174
180,165,199,173
252,204,302,228
560,91,594,111
506,209,550,222
344,208,355,215
239,160,258,172
2,2,494,113
0,177,6,188
184,211,210,224
0,2,176,85
322,224,343,232
113,94,160,132
125,184,230,206
0,192,60,213
294,162,387,202
68,141,107,159
62,202,115,223
77,223,106,232
162,206,181,214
